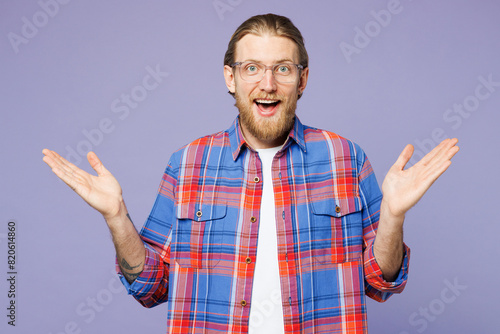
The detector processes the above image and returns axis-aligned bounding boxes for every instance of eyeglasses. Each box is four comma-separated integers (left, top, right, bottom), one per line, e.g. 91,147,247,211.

231,61,304,83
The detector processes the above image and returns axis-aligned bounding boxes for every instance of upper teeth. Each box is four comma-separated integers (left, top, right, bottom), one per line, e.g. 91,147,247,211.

256,99,278,104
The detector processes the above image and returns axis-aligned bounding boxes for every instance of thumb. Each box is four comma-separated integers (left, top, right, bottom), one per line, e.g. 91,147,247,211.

87,151,109,176
392,144,414,171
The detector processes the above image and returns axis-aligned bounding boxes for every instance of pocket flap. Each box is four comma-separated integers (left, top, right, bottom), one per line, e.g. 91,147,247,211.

175,201,227,222
311,196,362,217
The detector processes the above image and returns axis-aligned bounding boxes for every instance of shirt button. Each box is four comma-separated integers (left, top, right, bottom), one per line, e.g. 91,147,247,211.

196,210,203,218
245,257,252,264
250,216,257,223
254,177,260,183
335,206,341,214
241,300,247,307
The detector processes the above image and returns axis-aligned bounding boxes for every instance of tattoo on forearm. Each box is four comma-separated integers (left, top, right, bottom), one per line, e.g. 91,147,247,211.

120,258,143,283
121,258,141,271
123,271,141,282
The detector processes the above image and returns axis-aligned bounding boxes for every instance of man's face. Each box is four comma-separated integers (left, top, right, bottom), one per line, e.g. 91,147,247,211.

224,34,309,149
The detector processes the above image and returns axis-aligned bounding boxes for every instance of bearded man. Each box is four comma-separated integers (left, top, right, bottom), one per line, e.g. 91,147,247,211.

42,13,459,333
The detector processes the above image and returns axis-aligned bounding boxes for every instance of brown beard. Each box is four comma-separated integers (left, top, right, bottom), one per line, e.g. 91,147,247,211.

235,91,297,143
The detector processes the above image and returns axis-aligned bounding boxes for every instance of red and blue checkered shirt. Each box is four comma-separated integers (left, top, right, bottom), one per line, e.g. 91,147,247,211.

118,116,410,333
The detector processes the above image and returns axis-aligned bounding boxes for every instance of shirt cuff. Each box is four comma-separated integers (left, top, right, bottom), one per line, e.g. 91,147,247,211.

116,243,164,297
364,241,410,293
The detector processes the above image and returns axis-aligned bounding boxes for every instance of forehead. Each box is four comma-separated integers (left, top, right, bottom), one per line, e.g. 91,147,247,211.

235,33,299,64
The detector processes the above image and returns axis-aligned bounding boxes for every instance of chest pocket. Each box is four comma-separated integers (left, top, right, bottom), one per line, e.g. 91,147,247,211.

310,196,363,264
172,201,227,269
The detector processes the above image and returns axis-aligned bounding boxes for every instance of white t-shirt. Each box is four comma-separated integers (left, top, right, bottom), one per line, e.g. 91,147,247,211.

248,146,284,334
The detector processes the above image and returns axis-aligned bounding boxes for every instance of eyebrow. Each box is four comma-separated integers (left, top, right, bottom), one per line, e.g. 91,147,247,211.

244,58,295,64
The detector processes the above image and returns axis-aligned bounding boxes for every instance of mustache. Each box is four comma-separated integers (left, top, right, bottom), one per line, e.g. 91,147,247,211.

250,93,284,100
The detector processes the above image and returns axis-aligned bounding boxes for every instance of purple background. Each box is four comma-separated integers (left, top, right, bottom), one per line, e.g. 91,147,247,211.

1,1,499,333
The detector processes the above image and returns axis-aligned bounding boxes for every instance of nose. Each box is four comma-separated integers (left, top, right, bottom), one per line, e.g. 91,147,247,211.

258,69,277,93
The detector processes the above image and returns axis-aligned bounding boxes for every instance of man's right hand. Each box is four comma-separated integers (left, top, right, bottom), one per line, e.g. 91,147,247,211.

43,149,146,283
42,149,123,220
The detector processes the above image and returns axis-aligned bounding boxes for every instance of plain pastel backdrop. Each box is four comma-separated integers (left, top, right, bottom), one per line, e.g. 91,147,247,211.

1,0,499,333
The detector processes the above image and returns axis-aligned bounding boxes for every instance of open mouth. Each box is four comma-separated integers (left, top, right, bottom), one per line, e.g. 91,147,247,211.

254,99,281,116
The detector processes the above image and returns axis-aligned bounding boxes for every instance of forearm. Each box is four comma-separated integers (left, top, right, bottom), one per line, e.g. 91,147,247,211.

373,199,405,282
106,199,146,284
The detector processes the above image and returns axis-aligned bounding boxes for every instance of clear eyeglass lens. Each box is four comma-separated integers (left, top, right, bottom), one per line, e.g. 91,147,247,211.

239,62,298,83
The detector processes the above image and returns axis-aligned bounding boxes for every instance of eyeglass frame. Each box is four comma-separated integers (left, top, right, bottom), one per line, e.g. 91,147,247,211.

230,61,304,83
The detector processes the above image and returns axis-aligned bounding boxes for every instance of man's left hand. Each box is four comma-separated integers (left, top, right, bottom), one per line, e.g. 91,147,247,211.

381,138,460,220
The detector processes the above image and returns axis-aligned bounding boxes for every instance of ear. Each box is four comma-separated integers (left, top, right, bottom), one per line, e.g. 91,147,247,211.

297,66,309,96
224,65,236,94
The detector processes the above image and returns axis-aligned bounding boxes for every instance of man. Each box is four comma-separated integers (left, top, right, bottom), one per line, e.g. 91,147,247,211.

42,14,459,333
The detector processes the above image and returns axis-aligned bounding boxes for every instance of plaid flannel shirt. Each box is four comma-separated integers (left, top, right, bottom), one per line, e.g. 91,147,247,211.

118,116,410,333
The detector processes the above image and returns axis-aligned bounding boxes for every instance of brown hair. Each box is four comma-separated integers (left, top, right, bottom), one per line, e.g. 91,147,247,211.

224,13,309,69
224,14,308,98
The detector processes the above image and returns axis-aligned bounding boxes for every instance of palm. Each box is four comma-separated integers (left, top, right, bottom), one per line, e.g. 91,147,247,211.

42,149,122,219
381,138,459,218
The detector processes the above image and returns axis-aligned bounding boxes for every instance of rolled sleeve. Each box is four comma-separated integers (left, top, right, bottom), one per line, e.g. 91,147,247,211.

116,242,170,307
364,241,410,302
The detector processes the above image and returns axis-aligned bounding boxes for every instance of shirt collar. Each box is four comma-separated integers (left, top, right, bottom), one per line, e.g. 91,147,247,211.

228,115,307,161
